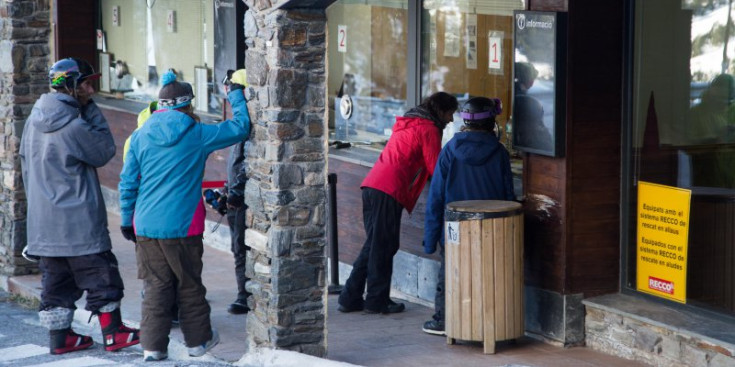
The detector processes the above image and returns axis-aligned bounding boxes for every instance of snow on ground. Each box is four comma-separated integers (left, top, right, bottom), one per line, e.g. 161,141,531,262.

234,348,362,367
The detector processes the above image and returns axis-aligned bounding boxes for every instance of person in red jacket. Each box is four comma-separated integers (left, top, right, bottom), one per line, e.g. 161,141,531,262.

338,92,458,314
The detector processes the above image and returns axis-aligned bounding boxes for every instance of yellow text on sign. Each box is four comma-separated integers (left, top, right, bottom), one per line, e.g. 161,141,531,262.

636,182,691,303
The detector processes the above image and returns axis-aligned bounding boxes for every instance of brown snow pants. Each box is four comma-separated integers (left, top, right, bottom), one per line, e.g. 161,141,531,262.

135,235,212,351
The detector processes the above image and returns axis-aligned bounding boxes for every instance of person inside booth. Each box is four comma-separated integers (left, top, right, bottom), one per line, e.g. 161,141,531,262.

513,62,553,153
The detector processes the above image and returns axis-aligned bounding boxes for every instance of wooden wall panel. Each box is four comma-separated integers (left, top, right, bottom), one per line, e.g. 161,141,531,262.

523,153,565,291
522,0,624,297
564,0,624,296
54,0,98,71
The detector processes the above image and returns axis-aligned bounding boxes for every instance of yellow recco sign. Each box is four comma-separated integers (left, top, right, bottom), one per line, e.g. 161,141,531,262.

636,182,691,303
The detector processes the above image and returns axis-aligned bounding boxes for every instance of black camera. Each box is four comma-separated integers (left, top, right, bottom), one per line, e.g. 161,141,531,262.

221,69,235,86
204,188,228,216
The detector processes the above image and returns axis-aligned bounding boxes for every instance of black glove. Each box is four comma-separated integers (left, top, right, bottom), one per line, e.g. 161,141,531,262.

121,226,137,243
227,194,244,209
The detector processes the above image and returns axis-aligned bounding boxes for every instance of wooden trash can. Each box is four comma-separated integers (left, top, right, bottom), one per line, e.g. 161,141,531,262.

444,200,524,354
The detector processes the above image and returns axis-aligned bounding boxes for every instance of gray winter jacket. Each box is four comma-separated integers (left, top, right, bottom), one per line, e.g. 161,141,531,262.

19,93,116,257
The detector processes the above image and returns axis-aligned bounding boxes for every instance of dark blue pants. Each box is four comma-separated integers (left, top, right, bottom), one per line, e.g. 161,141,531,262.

226,205,250,303
338,187,403,311
39,251,125,313
434,246,445,322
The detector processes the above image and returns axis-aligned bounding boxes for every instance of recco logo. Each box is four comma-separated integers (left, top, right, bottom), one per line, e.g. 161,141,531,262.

648,276,674,294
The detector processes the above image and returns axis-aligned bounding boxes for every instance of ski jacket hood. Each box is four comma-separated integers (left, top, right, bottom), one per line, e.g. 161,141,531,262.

31,93,83,133
451,129,503,165
144,109,196,147
422,131,515,254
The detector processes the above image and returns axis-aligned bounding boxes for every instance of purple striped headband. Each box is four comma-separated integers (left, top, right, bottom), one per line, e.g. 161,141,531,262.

460,111,493,120
460,98,502,121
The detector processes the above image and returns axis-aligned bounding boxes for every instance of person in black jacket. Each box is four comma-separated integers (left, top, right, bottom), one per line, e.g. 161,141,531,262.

421,96,515,336
225,140,251,314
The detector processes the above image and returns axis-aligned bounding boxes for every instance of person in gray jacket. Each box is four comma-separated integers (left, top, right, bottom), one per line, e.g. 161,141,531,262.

19,58,140,355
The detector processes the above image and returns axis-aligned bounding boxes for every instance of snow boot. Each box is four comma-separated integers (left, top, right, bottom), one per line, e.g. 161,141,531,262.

99,308,140,352
49,328,93,355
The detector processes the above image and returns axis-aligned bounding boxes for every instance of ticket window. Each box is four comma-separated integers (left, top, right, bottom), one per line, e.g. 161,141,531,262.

326,1,409,146
100,0,219,113
420,1,525,196
420,1,525,147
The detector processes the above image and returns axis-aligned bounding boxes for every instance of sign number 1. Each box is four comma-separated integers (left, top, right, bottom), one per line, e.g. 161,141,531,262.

338,25,347,53
488,35,502,70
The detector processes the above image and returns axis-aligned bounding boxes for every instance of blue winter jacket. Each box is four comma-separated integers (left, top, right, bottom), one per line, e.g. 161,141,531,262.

119,89,250,238
423,131,515,254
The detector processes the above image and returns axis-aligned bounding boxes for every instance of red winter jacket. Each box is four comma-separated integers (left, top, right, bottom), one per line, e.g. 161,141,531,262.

361,116,443,213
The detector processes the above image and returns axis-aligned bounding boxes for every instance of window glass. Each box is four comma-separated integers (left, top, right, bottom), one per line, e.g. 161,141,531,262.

421,0,525,146
327,1,408,146
100,0,218,114
629,0,735,316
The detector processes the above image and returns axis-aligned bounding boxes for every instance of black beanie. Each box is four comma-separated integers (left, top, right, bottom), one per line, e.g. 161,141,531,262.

158,70,194,109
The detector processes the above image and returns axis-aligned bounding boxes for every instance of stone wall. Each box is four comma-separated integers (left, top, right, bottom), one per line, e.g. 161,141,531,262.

0,0,50,276
585,297,735,367
242,1,328,356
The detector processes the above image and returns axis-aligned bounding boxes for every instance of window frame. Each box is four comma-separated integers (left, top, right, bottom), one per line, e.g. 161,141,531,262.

620,0,735,322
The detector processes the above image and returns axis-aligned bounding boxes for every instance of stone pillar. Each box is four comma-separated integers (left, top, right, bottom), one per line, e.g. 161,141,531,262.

0,1,50,276
242,1,328,357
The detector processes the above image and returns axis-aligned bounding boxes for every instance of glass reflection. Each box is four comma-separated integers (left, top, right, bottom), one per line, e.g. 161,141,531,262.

631,0,735,315
327,1,408,145
421,1,525,146
100,0,217,113
512,11,557,155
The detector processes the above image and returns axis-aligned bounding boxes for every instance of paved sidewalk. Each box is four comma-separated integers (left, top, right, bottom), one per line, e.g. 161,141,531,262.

6,211,648,367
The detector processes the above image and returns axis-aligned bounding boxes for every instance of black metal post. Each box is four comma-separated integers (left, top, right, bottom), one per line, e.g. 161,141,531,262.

327,173,343,294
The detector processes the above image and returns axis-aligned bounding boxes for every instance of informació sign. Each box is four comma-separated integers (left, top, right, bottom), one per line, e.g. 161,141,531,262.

636,181,691,303
512,10,567,158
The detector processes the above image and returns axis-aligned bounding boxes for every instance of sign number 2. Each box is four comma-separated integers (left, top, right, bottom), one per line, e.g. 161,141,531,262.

338,25,347,53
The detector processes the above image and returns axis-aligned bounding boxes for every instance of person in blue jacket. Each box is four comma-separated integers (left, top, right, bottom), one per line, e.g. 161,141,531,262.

421,96,515,336
118,69,250,361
